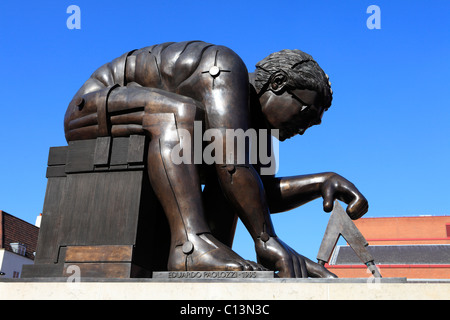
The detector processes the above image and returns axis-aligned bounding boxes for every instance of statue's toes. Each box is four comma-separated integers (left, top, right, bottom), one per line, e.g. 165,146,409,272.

243,260,268,271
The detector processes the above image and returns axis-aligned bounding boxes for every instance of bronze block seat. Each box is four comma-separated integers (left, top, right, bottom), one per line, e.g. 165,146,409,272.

22,136,170,279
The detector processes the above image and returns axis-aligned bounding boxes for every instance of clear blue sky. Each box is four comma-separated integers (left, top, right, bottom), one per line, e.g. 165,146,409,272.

0,1,449,261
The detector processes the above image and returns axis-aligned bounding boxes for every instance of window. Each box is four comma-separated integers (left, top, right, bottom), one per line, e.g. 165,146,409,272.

10,243,26,256
446,224,450,238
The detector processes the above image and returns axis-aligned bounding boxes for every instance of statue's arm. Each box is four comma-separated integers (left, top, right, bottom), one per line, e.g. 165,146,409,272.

262,173,369,219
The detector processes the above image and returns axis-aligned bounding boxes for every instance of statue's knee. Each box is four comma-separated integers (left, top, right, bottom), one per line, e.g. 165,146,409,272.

143,113,179,142
176,101,199,123
145,91,203,123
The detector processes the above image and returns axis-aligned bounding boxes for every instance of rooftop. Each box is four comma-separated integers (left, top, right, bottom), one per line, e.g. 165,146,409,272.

0,210,39,260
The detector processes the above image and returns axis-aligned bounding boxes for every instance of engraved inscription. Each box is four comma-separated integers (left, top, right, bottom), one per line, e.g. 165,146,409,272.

165,271,261,279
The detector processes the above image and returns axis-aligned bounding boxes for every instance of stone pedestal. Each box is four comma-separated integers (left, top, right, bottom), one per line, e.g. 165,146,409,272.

22,136,170,279
2,278,449,300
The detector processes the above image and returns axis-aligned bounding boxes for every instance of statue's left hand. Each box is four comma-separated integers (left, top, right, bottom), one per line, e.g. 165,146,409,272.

256,236,337,278
320,173,368,219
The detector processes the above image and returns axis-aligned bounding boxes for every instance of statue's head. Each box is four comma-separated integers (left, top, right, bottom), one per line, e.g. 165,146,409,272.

255,49,333,141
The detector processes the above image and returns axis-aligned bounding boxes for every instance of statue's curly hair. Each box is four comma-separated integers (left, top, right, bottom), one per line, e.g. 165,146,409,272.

255,49,333,110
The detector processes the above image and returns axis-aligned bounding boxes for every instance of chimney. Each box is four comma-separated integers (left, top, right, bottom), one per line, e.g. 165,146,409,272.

35,213,42,228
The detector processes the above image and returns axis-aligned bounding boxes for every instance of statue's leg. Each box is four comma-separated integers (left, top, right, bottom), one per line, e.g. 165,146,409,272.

107,86,263,271
203,174,238,248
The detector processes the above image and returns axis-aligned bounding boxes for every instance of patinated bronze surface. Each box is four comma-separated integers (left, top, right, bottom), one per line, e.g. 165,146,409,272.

62,41,368,278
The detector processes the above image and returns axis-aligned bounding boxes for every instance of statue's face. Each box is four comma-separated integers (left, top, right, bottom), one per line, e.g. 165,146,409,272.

260,88,325,141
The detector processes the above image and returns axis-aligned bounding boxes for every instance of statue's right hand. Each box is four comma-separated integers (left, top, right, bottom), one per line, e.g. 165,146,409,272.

321,173,369,220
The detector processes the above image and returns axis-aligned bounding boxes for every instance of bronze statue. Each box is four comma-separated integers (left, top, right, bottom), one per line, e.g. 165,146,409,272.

64,41,368,278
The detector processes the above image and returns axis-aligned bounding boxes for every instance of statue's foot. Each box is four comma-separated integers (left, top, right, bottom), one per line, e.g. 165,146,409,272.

168,233,266,272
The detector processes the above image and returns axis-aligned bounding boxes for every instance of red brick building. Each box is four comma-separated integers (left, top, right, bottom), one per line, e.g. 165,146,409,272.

326,216,450,279
0,210,40,278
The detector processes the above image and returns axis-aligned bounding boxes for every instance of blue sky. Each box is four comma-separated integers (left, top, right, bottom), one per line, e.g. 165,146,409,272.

0,1,449,262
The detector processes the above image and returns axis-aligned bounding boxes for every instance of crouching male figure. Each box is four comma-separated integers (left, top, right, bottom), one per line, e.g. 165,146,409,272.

64,41,368,277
